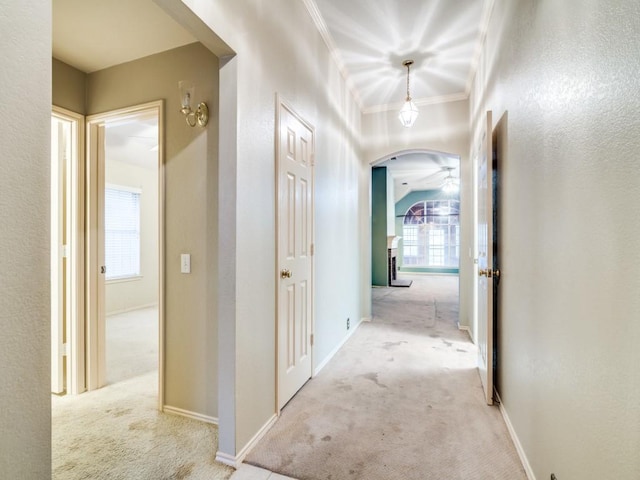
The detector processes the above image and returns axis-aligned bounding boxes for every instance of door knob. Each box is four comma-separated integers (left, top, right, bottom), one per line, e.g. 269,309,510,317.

280,269,292,279
478,268,487,277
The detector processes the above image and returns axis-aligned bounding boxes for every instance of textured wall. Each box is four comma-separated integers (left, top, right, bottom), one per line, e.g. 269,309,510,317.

177,0,365,455
471,0,640,478
0,0,52,477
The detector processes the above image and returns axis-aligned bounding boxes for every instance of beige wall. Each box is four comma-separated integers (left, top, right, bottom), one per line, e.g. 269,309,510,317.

104,159,159,315
471,1,640,478
52,58,86,114
87,42,219,419
0,1,51,477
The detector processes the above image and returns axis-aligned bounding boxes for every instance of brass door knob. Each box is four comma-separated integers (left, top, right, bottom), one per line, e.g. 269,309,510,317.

280,269,292,279
478,268,487,277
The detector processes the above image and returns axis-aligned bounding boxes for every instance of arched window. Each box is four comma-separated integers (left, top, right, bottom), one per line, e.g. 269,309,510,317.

402,199,460,267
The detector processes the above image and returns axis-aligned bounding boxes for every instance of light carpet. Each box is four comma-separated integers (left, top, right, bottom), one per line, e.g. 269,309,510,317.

245,275,527,480
53,307,234,480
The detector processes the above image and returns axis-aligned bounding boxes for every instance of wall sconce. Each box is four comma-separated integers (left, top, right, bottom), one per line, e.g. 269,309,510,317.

179,80,209,127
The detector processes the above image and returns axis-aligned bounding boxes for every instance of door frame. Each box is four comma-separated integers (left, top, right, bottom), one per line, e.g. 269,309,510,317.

51,106,86,395
274,94,316,412
85,100,165,408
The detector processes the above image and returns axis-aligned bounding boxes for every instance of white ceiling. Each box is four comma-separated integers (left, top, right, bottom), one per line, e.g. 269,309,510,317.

310,0,487,112
53,0,482,198
105,113,158,170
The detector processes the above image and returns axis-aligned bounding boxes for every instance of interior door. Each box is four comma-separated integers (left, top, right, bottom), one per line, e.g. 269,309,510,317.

277,99,314,411
476,110,494,405
86,121,107,390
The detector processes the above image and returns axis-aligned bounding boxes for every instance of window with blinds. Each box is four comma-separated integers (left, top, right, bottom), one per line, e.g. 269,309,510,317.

105,185,141,280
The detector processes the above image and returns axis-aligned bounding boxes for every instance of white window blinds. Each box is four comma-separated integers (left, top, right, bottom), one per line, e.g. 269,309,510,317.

105,185,141,280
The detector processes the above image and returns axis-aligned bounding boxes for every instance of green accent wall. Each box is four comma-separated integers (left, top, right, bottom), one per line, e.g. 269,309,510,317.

395,189,460,275
371,167,389,286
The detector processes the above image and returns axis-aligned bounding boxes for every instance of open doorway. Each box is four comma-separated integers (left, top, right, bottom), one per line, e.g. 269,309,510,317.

371,150,461,288
103,109,161,387
85,102,164,402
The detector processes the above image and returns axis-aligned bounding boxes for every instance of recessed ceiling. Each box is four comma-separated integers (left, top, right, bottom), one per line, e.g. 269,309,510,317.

52,0,196,73
310,0,489,112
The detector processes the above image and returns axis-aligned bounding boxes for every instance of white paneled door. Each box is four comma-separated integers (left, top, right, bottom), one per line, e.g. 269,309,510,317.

477,110,494,405
277,99,315,411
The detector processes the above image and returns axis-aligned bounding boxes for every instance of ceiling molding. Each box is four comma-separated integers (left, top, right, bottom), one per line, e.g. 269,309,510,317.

465,0,497,96
301,0,364,111
362,92,469,115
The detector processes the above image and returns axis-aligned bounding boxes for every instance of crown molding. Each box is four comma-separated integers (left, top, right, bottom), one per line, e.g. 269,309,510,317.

301,0,364,111
465,0,497,96
362,92,469,115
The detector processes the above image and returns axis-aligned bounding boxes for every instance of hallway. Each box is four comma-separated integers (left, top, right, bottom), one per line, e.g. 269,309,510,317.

244,274,525,479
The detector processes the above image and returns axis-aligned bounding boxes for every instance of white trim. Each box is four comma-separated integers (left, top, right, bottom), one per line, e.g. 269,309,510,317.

85,101,165,410
465,0,497,96
495,392,536,480
163,405,218,425
215,414,279,468
313,317,363,377
362,92,469,115
457,323,473,342
301,0,363,111
215,451,237,468
105,275,144,285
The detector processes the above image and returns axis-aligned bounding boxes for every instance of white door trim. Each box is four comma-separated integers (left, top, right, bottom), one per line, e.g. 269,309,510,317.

52,106,86,395
85,101,165,408
275,94,315,412
51,105,86,394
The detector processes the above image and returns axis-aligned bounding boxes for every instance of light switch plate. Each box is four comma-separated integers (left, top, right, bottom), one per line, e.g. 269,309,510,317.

181,254,191,274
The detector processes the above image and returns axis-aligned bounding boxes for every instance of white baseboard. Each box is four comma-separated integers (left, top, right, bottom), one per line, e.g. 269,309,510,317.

163,405,218,425
313,317,363,376
457,323,473,341
215,451,237,468
215,414,279,468
495,392,536,480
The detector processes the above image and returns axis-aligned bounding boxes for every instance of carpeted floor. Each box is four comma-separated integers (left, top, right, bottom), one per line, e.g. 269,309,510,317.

245,275,527,480
52,308,234,480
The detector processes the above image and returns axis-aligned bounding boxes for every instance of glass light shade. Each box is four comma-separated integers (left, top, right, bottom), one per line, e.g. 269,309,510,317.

398,99,419,127
442,176,460,194
178,81,194,113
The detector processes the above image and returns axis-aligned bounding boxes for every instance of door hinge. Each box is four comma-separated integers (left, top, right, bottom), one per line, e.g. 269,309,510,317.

62,343,69,356
61,244,69,258
310,334,314,346
310,243,314,256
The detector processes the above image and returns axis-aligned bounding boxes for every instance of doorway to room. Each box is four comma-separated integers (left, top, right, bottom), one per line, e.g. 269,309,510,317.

85,102,164,400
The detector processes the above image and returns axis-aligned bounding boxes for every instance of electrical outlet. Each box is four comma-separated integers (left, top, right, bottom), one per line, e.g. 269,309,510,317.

347,318,350,330
551,474,557,480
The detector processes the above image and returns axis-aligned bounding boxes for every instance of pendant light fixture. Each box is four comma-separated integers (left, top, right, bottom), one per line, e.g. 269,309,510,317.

398,60,419,128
